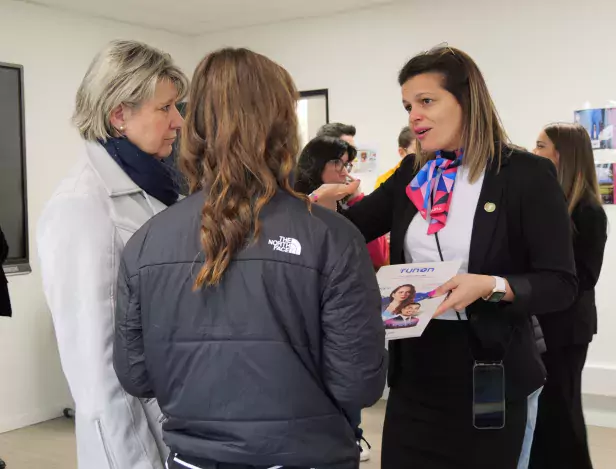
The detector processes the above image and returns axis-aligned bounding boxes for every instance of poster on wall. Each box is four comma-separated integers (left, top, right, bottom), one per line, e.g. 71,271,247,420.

349,147,379,191
352,147,378,173
575,107,616,204
574,107,615,150
595,162,615,204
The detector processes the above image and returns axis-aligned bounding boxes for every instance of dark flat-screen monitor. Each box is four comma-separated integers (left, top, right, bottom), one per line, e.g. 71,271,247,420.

0,62,30,274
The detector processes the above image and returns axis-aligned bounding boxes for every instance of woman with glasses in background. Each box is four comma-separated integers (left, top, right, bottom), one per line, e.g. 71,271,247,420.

295,136,390,271
295,136,356,209
530,123,607,469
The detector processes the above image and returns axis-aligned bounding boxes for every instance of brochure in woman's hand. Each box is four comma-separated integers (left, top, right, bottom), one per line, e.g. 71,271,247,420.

377,260,463,340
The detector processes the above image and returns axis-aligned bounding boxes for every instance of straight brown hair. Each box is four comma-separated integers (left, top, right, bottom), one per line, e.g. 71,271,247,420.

398,46,509,182
180,48,306,288
544,123,601,214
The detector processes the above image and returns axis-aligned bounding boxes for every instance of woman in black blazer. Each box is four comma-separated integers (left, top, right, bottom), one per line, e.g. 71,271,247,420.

313,46,576,469
530,123,607,469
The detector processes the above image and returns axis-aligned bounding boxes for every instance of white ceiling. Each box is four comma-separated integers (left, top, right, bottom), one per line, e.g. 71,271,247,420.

17,0,397,36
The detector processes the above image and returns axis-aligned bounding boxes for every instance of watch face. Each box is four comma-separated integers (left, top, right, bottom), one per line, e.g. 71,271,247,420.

488,291,506,303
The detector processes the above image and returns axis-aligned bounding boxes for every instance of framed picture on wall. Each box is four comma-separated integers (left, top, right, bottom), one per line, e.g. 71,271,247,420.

575,107,616,204
574,107,615,150
353,148,378,174
595,163,615,204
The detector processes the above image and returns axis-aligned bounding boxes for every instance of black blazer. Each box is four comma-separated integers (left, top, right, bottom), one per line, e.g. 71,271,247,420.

345,147,577,399
537,198,607,348
0,226,12,317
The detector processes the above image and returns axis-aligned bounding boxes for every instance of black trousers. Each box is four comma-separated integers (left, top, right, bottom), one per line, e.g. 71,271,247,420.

530,343,593,469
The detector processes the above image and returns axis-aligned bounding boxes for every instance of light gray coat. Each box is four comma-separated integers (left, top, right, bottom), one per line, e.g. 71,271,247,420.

38,141,169,469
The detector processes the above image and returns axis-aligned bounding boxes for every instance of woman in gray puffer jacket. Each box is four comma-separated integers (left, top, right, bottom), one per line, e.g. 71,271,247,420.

114,48,387,469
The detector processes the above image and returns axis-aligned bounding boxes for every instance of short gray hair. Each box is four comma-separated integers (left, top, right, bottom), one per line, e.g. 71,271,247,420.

73,40,189,141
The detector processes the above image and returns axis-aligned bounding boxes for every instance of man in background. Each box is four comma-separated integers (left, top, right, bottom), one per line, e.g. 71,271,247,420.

317,122,356,148
375,126,416,189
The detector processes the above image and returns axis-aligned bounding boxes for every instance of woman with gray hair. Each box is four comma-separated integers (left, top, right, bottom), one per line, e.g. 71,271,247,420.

37,40,188,469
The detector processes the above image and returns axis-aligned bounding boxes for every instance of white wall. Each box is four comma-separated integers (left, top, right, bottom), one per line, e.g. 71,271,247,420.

307,97,328,142
0,0,195,433
195,0,616,419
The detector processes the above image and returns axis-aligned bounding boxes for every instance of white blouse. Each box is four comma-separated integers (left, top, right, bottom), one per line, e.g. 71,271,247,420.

404,166,486,320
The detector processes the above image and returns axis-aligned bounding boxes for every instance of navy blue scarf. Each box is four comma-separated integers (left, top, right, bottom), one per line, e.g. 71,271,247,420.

99,137,179,207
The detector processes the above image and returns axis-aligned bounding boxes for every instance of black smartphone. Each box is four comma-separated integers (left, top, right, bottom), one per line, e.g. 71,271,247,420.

473,361,505,430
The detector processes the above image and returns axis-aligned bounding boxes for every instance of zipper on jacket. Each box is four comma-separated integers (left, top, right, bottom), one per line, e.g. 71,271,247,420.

96,419,117,469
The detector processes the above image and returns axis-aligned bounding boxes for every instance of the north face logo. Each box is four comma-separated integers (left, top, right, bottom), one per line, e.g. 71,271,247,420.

268,236,302,255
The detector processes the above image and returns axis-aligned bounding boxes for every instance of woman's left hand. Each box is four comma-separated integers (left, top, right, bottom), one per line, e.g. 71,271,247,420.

433,274,495,317
311,180,361,210
346,175,363,199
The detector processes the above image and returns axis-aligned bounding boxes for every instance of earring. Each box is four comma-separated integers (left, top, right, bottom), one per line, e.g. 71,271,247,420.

119,125,125,132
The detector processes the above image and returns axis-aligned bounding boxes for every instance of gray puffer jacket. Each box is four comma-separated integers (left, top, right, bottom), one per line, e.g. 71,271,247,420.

532,315,547,355
113,190,387,469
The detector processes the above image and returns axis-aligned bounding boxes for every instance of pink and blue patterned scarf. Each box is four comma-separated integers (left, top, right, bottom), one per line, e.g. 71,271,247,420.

406,150,463,235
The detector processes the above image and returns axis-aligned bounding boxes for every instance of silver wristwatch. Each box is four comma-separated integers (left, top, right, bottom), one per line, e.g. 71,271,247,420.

483,276,507,303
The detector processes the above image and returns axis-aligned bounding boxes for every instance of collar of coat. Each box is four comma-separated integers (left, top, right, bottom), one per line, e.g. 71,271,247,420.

85,140,143,198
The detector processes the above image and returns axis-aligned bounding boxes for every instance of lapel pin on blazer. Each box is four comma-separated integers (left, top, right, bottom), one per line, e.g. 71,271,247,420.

484,202,496,213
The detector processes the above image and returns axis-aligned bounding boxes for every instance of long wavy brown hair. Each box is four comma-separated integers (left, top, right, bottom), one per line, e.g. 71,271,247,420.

544,122,602,215
180,48,305,288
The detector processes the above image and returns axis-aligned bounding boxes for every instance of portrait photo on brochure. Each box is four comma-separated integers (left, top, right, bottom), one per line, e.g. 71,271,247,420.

377,260,461,340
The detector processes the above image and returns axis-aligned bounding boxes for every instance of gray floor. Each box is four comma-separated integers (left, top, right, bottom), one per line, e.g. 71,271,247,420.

1,401,615,468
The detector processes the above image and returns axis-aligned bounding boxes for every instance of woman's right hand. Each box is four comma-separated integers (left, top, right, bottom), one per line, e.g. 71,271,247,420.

310,180,361,210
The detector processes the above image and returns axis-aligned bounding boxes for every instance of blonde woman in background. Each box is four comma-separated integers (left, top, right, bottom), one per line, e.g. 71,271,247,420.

37,40,188,469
